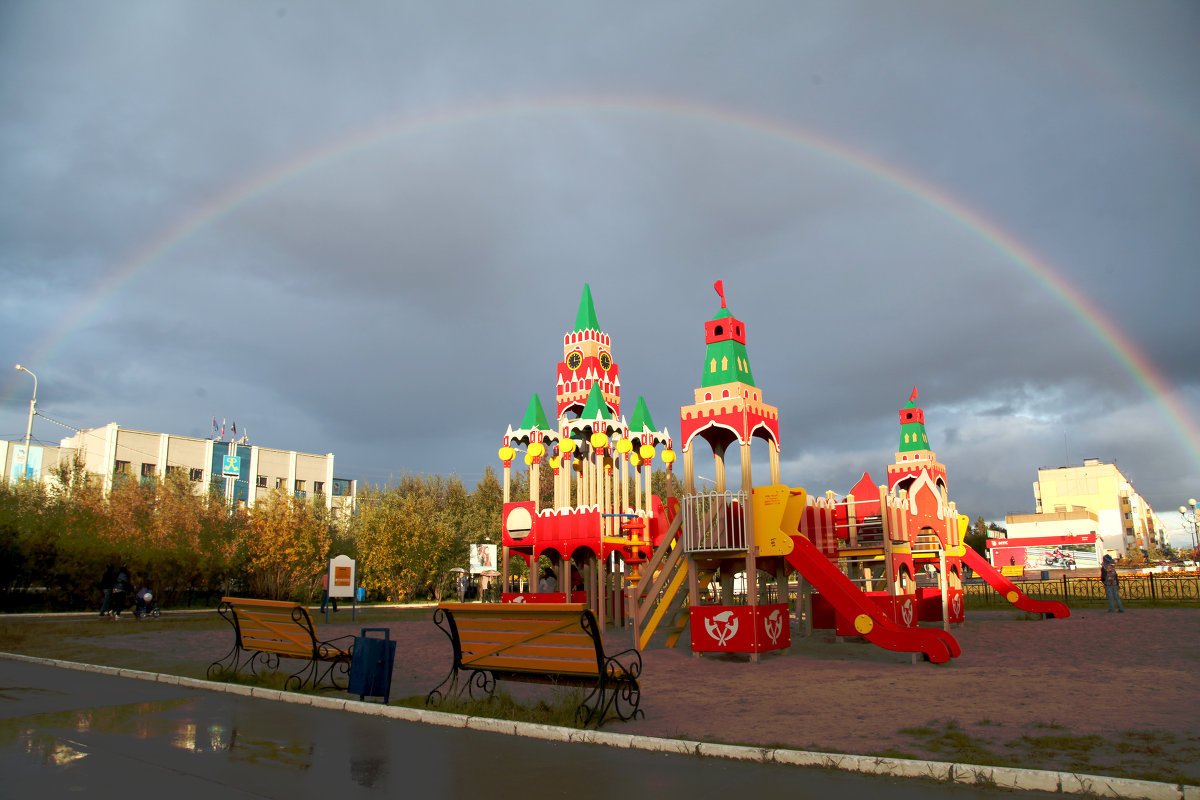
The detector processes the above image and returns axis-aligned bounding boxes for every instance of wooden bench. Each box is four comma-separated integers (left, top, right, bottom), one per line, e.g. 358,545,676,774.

426,602,643,727
207,597,355,691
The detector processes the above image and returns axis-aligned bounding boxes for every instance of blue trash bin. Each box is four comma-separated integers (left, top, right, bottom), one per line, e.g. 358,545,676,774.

356,586,366,602
347,628,396,703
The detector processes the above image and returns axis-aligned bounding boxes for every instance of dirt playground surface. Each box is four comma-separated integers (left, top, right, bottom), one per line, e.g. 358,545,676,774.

30,606,1200,784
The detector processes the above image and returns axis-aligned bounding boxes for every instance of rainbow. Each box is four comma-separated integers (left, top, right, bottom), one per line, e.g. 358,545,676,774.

8,94,1199,467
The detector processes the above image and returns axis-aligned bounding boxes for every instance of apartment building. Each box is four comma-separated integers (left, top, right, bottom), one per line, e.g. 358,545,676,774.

1008,459,1164,558
50,423,356,514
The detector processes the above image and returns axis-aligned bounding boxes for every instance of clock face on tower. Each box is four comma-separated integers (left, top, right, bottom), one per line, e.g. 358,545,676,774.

599,351,612,371
566,351,583,370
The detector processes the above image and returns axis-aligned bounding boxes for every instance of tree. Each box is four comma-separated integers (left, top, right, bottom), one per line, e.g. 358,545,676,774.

240,490,333,601
352,474,472,603
963,514,989,558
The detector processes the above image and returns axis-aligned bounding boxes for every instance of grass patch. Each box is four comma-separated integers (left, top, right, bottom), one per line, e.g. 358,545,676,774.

393,688,588,728
898,720,1015,767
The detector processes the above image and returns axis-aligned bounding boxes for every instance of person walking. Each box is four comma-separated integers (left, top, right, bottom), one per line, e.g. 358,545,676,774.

98,563,117,617
320,570,338,613
109,564,132,620
1100,554,1125,613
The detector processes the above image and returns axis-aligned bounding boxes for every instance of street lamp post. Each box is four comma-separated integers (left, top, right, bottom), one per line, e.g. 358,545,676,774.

1179,499,1199,554
14,364,37,452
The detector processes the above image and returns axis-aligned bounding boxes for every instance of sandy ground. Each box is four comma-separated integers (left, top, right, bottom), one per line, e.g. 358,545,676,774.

76,605,1200,784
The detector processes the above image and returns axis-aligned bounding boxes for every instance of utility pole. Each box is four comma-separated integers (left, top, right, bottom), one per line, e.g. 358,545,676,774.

14,364,37,462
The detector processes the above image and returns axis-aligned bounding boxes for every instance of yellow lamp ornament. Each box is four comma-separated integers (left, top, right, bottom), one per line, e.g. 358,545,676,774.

559,438,576,454
524,453,533,466
661,449,676,464
615,438,633,454
549,455,561,469
630,454,642,467
590,432,609,449
639,444,655,461
498,446,515,462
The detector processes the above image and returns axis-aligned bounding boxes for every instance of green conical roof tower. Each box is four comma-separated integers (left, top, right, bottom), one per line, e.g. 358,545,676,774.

898,387,931,453
520,393,553,432
579,381,613,422
700,286,756,388
627,396,656,434
574,283,601,333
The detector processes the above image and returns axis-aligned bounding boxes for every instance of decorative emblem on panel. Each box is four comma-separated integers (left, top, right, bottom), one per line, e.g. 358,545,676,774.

704,610,739,646
901,598,915,626
763,608,784,644
952,595,962,616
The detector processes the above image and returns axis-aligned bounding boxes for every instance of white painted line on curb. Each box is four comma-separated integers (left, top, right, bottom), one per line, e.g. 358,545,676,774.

0,651,1191,799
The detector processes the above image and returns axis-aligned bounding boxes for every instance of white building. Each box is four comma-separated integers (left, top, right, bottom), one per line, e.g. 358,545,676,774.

1004,459,1164,559
9,423,357,514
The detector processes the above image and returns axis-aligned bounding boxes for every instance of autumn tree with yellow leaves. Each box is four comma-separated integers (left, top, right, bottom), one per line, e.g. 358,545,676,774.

240,489,336,601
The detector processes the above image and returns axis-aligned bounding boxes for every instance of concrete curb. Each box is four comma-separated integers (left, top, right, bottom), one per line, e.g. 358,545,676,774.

2,651,1194,800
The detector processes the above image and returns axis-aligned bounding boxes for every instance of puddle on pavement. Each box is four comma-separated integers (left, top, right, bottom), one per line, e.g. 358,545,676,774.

0,695,312,769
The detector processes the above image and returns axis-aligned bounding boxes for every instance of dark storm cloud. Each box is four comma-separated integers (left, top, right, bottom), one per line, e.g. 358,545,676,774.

1,1,1197,542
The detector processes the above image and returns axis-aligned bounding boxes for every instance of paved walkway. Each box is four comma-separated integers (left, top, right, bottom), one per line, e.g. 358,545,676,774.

0,650,1190,800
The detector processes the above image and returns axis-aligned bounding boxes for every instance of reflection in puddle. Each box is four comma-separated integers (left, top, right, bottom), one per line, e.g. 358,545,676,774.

1,696,312,770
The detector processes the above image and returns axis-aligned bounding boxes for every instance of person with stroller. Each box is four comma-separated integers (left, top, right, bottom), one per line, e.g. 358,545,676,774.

133,584,157,619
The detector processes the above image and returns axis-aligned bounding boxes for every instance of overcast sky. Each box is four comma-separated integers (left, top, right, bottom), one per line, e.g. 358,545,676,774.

2,2,1198,545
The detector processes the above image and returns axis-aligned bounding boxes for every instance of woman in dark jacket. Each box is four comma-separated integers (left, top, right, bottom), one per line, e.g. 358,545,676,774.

110,565,133,619
98,563,117,617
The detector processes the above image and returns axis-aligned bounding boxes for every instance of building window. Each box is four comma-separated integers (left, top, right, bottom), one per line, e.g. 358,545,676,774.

166,465,181,477
141,463,156,478
114,460,131,476
314,481,324,495
276,478,286,489
295,480,306,493
189,467,204,482
257,475,267,488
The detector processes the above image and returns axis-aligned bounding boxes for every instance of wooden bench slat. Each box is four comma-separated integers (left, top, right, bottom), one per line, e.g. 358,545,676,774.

465,656,599,675
462,644,594,662
454,630,595,647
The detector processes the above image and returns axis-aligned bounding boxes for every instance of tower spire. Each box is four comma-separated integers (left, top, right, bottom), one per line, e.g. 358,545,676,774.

574,283,601,332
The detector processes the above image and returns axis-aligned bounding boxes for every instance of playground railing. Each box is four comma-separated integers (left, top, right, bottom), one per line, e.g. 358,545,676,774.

682,490,748,554
964,573,1200,609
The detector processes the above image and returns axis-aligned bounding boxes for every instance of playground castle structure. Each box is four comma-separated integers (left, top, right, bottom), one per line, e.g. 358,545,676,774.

497,283,1066,664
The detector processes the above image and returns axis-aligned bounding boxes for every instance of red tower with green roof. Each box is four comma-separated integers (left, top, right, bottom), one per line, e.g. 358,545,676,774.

886,386,947,499
679,281,780,459
557,284,620,423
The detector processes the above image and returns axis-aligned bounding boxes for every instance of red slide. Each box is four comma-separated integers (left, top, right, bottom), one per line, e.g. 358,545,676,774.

785,535,961,663
960,547,1070,619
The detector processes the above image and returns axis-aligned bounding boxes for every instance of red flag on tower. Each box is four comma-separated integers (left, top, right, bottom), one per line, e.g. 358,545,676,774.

714,280,726,308
910,386,918,402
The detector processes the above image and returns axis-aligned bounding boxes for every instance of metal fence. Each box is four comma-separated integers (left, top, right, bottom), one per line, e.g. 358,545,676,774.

964,573,1200,608
682,490,748,553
